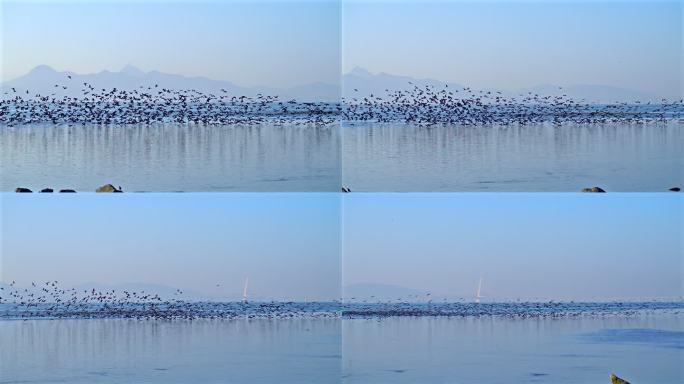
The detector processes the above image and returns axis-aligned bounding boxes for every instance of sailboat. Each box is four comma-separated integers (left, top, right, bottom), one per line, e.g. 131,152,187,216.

242,276,249,303
475,277,483,304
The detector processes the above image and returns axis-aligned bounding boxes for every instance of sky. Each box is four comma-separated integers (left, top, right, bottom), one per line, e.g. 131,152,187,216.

2,193,681,302
0,193,341,301
343,0,683,98
344,193,683,301
0,0,341,87
2,1,680,97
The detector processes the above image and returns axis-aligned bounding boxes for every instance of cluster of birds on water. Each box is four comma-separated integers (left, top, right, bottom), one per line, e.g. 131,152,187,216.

2,281,681,321
0,281,337,320
341,301,684,319
2,74,683,126
342,85,684,126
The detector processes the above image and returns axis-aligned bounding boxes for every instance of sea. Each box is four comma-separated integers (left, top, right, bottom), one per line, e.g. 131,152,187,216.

1,301,681,384
1,122,682,192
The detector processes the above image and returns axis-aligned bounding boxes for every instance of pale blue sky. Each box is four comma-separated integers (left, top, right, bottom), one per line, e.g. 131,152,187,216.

344,193,683,301
2,193,681,302
1,0,341,87
344,0,683,97
2,1,680,96
0,193,342,300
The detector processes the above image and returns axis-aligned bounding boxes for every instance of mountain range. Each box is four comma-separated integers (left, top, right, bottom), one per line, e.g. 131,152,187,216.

1,65,340,102
1,65,661,103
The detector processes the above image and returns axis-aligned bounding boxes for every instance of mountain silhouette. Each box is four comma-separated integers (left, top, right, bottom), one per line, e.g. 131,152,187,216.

2,65,660,104
2,65,340,102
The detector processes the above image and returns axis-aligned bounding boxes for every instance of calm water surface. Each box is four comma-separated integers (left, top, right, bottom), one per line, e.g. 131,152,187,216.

343,122,683,191
2,122,681,192
0,124,340,192
2,306,681,383
343,314,683,384
0,318,341,384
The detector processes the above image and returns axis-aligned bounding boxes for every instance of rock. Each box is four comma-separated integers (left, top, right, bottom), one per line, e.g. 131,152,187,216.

610,373,630,384
341,186,351,193
59,189,76,193
581,187,606,193
669,187,680,192
15,187,32,193
96,184,122,193
40,188,53,193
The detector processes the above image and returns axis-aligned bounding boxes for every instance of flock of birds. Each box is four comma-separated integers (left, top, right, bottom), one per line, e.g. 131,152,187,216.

342,301,684,319
0,281,336,320
2,74,683,126
2,281,681,321
342,85,684,126
0,75,338,127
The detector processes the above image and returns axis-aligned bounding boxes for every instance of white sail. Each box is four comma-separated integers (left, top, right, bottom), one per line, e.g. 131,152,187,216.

476,277,483,304
242,276,249,303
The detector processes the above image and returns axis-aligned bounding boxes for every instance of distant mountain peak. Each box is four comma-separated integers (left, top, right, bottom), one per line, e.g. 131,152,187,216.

120,64,145,76
348,66,373,78
28,64,57,74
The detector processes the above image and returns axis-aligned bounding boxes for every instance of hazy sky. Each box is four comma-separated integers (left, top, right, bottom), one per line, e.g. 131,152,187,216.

2,193,681,302
0,193,341,301
344,193,683,301
3,1,680,96
343,0,683,97
0,0,341,87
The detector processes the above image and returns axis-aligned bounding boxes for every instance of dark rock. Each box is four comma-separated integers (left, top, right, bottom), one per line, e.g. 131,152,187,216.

59,189,76,193
669,187,680,192
581,187,606,193
341,186,351,193
40,188,53,193
96,184,122,193
15,187,32,193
